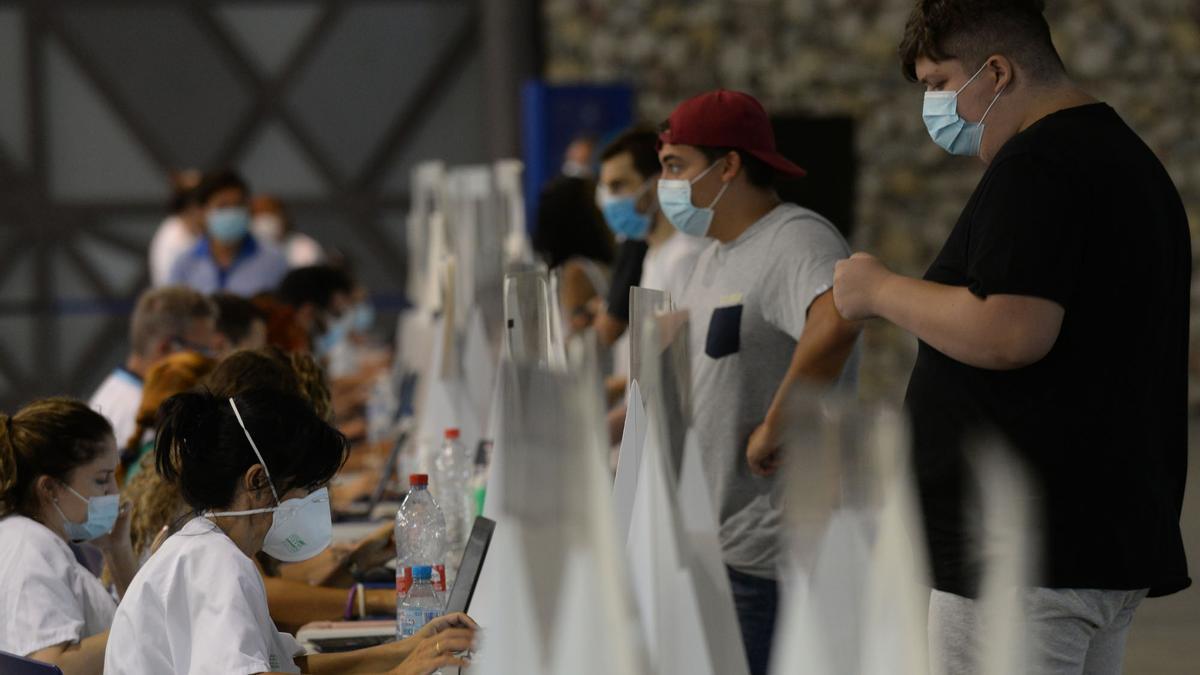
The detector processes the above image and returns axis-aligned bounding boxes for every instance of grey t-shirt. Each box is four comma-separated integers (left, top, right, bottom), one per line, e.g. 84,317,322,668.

676,202,859,579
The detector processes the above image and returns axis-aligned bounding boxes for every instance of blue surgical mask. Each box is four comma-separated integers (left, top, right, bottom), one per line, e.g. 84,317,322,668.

315,313,350,355
598,181,655,240
207,207,251,244
657,159,729,238
922,62,1006,157
350,303,375,333
53,485,119,542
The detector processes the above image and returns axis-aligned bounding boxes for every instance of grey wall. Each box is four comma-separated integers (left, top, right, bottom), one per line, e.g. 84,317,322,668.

0,0,508,409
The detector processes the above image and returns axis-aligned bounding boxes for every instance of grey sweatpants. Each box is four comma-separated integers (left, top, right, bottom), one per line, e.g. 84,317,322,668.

929,588,1149,675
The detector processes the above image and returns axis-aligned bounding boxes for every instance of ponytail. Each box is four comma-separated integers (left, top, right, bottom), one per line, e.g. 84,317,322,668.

0,413,19,515
0,398,113,518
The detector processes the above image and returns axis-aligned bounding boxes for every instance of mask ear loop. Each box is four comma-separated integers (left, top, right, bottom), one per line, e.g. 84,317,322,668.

698,158,731,209
228,398,280,506
978,84,1007,124
955,60,991,96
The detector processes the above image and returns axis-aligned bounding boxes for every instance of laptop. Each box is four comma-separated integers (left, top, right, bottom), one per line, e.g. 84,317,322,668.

301,516,496,654
333,421,411,522
445,516,496,614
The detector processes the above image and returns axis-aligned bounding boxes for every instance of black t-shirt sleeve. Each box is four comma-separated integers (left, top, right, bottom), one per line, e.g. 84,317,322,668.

965,153,1082,306
604,239,649,321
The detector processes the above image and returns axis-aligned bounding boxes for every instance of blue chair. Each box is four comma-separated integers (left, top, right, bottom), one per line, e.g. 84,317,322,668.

0,650,65,674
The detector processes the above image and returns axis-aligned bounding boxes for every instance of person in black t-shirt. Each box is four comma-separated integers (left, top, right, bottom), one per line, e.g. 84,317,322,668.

833,1,1190,673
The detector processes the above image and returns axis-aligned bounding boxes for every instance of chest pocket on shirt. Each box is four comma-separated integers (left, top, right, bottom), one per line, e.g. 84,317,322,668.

705,304,743,359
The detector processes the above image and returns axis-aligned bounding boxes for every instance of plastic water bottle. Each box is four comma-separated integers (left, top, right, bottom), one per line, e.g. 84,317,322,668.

395,473,447,639
398,565,443,638
434,428,473,565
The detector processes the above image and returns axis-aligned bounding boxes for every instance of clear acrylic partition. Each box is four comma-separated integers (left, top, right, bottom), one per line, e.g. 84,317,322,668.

445,165,501,332
493,158,533,267
773,392,935,675
968,435,1040,675
546,266,568,369
479,345,646,674
502,264,554,368
634,310,691,482
436,255,460,381
627,286,671,390
405,160,446,305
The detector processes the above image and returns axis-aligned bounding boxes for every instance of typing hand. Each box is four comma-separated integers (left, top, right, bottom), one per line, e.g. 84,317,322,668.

415,612,479,641
389,627,476,675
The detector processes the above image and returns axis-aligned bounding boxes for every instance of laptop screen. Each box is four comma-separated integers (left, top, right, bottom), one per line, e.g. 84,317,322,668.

445,516,496,615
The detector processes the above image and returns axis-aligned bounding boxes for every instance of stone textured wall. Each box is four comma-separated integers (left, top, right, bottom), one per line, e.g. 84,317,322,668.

543,0,1200,409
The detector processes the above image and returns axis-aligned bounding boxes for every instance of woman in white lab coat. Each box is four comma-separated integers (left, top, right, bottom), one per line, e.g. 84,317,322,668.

105,389,474,675
0,397,137,674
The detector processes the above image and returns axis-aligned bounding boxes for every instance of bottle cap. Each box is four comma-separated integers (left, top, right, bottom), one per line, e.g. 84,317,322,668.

412,565,433,580
409,473,429,487
444,428,461,440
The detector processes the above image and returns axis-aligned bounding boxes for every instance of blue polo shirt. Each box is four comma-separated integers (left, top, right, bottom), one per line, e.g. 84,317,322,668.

166,235,288,297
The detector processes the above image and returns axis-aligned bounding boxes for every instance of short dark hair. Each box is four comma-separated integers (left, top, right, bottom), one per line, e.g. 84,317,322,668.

698,147,775,188
899,0,1066,83
0,398,113,518
600,127,661,181
156,388,347,512
167,170,202,214
277,265,354,311
194,169,250,206
212,293,266,346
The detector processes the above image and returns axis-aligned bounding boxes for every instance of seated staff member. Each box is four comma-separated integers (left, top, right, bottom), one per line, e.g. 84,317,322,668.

123,347,394,632
0,398,135,674
118,350,216,485
106,389,475,674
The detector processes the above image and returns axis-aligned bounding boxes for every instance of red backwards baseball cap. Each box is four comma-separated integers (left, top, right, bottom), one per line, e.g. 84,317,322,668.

659,89,807,178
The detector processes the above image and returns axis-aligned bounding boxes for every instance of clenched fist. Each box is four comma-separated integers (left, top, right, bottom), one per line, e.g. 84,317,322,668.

833,253,892,321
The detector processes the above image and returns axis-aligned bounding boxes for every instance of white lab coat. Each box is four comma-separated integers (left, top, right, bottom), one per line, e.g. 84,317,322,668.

105,517,304,674
0,515,117,656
